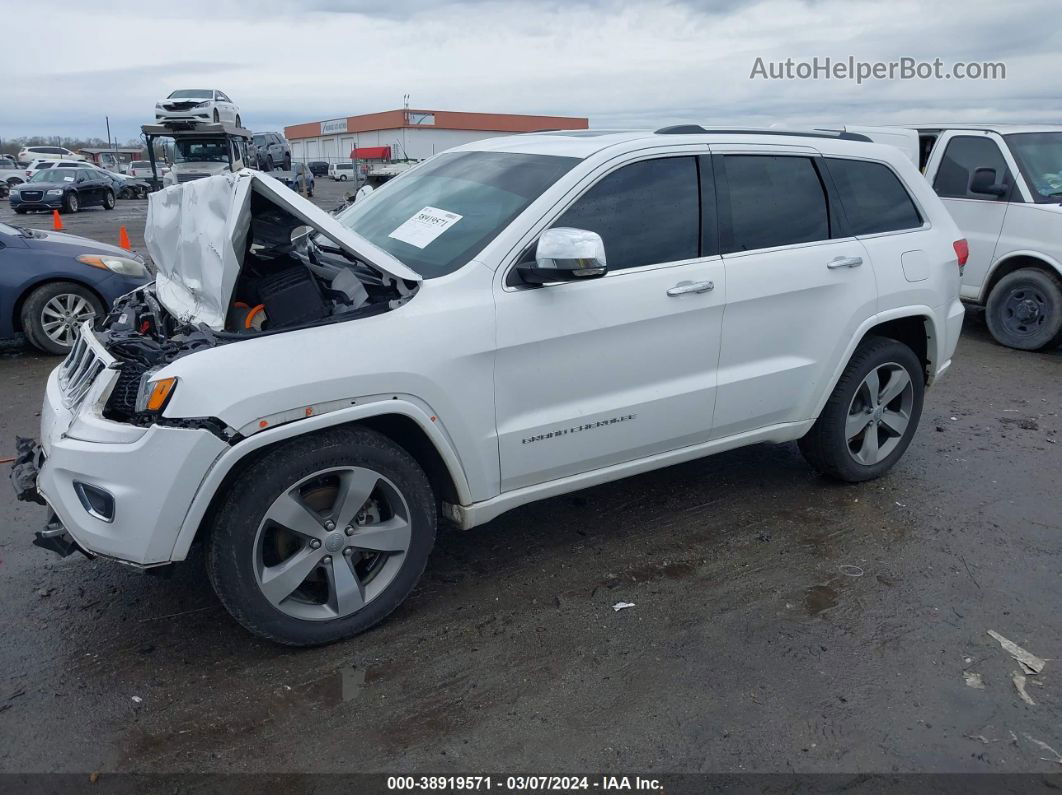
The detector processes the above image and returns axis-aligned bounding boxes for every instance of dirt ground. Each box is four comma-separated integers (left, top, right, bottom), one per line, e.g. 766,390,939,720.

0,181,1060,776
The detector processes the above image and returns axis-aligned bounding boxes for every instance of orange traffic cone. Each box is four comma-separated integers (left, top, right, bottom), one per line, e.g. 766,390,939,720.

118,226,131,251
52,210,63,231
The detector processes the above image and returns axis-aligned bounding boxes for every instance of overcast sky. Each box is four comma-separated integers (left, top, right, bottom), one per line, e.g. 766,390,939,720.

2,0,1058,143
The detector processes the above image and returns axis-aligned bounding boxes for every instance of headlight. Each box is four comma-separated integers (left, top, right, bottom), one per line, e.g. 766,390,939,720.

155,102,163,108
77,254,147,277
195,101,212,108
135,371,178,414
46,189,62,196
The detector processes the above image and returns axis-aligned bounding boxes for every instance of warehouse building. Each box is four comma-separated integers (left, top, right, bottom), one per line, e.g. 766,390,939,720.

284,108,589,164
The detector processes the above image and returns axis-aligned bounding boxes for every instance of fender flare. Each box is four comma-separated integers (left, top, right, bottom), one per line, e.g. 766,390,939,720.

979,250,1062,303
810,306,938,419
168,397,472,561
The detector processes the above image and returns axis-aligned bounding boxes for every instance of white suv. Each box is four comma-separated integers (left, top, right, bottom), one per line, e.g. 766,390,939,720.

13,128,965,646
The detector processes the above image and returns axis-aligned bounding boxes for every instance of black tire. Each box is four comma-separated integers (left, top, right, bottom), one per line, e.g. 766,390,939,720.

283,155,291,171
264,155,274,172
213,109,220,123
798,337,925,483
340,174,347,182
984,268,1062,351
235,115,242,127
20,282,105,355
207,427,436,646
102,189,115,210
62,191,78,214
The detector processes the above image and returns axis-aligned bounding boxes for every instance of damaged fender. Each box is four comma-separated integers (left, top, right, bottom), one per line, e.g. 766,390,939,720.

168,395,472,561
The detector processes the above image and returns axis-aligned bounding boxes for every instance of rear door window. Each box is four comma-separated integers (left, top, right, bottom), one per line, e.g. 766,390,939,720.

933,136,1012,199
553,156,701,270
827,158,923,234
720,155,830,252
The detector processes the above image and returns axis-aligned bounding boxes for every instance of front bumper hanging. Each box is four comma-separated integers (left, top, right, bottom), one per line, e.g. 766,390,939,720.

10,436,87,559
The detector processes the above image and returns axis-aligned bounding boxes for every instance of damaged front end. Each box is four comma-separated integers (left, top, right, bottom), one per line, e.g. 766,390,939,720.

96,170,421,424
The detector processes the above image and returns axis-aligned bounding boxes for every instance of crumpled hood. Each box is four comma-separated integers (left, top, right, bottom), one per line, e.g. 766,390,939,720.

145,169,420,330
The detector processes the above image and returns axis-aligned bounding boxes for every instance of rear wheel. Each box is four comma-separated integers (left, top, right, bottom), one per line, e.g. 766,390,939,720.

20,282,104,354
62,191,78,213
985,268,1062,351
102,189,115,210
207,427,436,646
799,337,924,482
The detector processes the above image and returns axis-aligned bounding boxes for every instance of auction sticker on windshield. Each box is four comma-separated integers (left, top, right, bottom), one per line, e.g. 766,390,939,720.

388,206,463,249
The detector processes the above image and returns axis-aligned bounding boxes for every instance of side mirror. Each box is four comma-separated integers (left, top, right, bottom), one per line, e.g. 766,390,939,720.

517,227,607,285
970,167,1007,197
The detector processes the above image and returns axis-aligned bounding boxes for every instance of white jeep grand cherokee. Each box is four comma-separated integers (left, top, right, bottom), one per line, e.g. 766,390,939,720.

12,127,966,646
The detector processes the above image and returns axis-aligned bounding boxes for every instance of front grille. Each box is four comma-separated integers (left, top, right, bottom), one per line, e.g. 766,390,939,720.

165,101,199,111
102,361,147,422
20,190,43,201
58,333,105,409
176,172,209,183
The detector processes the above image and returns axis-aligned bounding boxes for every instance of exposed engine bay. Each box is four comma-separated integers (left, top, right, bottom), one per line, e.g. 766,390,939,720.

94,170,419,423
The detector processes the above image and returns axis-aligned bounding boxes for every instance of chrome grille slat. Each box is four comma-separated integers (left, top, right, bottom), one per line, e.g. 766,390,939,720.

58,327,106,410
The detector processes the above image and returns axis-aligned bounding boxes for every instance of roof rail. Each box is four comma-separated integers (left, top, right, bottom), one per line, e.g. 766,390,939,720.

654,125,873,142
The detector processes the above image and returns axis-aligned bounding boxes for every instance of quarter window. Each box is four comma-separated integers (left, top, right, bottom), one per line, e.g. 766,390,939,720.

722,155,830,252
933,136,1011,199
827,158,922,235
554,157,700,270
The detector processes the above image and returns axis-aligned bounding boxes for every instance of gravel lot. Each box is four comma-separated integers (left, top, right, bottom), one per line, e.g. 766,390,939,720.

0,179,1060,776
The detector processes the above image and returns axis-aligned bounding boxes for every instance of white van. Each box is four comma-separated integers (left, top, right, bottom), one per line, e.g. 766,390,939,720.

329,162,357,181
849,124,1061,350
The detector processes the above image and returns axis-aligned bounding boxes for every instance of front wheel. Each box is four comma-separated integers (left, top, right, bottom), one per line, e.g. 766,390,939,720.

207,427,437,646
985,268,1062,351
798,337,924,482
235,114,242,127
62,191,78,213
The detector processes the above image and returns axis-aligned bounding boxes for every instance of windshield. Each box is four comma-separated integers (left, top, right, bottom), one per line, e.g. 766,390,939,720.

30,168,73,183
335,151,579,278
1005,133,1062,201
173,139,229,164
169,89,212,99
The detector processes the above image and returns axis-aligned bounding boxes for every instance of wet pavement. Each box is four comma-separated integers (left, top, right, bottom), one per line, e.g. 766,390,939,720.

0,189,1060,774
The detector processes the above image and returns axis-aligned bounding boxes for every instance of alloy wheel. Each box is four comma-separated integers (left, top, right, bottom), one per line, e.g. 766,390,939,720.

40,294,95,347
253,466,412,621
845,362,915,466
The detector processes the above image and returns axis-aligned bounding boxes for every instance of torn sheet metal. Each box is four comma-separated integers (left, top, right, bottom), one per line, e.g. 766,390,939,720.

145,170,420,331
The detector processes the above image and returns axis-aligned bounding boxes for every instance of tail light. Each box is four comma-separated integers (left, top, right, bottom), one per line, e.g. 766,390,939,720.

953,239,969,271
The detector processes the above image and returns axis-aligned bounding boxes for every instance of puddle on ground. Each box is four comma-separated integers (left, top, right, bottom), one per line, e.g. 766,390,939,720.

803,584,839,616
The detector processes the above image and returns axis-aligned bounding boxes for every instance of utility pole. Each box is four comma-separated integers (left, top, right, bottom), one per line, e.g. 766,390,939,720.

401,93,410,161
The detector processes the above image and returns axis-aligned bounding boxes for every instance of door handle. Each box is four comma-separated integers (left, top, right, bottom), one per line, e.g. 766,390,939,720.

667,280,715,296
827,256,863,269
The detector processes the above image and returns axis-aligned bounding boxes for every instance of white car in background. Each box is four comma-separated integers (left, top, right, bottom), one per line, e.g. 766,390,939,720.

128,160,170,179
17,146,85,164
155,89,242,127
